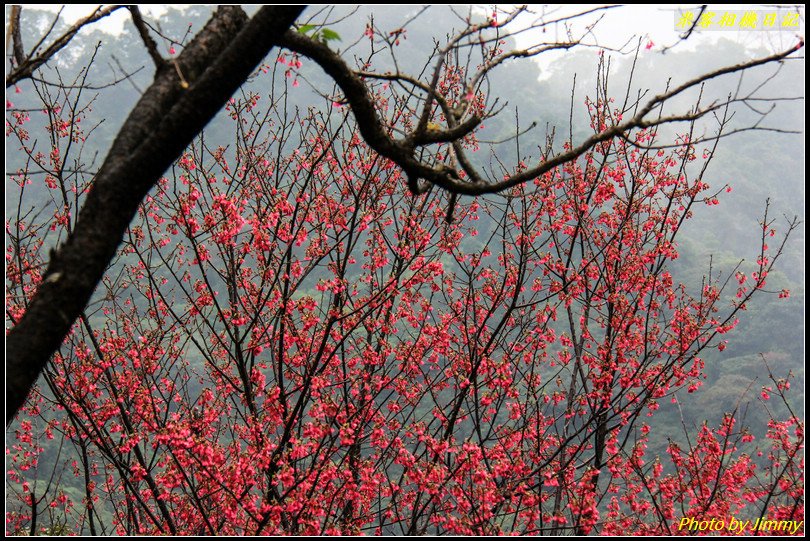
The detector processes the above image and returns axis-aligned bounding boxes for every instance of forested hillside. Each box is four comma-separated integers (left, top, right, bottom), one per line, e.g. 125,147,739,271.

6,6,803,535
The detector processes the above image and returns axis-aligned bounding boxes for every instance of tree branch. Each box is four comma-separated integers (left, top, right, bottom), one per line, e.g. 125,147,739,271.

6,5,127,88
9,5,25,66
128,6,165,68
6,5,306,424
282,31,803,196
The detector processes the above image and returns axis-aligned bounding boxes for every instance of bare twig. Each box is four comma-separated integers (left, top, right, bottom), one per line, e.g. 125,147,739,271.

6,5,127,88
281,28,803,197
128,6,165,68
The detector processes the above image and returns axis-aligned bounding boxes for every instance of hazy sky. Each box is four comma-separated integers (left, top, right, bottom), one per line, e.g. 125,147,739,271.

23,4,805,49
13,5,805,83
528,5,804,49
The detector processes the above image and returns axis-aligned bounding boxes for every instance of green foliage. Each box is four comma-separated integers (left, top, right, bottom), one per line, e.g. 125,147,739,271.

296,23,341,44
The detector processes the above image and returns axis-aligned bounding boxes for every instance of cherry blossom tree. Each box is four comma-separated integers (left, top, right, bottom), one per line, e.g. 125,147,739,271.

5,5,804,536
5,5,804,422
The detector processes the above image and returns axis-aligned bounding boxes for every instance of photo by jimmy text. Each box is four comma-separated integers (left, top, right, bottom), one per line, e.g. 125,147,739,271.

678,517,803,535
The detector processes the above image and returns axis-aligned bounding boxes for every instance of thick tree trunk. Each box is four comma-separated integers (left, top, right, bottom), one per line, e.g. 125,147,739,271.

6,5,305,424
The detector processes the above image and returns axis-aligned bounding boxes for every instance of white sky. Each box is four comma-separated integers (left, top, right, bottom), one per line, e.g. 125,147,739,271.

506,5,804,66
18,4,805,45
8,5,805,79
18,4,177,35
535,4,802,47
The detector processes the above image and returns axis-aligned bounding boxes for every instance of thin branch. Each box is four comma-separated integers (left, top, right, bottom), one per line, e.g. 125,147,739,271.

9,5,25,66
6,5,127,88
6,5,306,424
128,6,165,68
281,29,803,196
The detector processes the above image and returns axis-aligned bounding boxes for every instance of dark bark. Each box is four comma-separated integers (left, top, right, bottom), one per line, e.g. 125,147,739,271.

9,6,26,67
281,29,802,196
7,6,800,425
6,5,305,424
